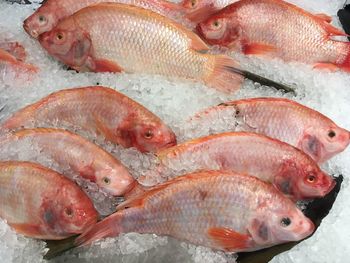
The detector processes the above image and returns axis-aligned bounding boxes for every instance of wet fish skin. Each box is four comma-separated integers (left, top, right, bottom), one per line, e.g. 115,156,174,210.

23,0,191,38
0,86,176,153
0,128,135,196
190,98,350,163
75,170,315,252
156,132,335,200
38,3,243,93
196,0,350,71
0,161,98,240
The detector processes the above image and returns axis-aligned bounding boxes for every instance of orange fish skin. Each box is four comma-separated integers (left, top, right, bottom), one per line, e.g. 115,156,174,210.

196,0,350,71
0,128,135,196
0,86,176,153
0,161,98,240
190,98,350,163
38,3,243,93
156,132,335,200
75,170,314,251
23,0,190,39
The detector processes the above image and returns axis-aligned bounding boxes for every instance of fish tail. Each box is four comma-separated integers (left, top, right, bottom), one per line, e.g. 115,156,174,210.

75,212,124,247
204,55,244,93
44,235,78,260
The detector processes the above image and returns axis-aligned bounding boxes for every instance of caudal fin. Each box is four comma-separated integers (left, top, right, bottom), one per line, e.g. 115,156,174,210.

75,212,123,247
204,55,244,93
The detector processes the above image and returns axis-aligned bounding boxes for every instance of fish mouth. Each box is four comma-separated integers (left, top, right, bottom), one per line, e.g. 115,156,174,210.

23,21,38,38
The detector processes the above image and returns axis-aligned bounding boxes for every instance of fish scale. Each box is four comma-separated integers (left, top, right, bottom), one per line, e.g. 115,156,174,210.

75,171,314,252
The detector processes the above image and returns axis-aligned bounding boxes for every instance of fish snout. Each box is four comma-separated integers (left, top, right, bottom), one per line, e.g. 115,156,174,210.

320,175,336,196
23,20,38,38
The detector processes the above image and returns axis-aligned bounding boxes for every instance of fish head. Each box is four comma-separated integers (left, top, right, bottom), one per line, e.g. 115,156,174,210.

41,184,98,237
128,121,177,153
248,200,314,247
181,0,217,23
38,18,92,70
23,1,63,38
299,125,350,163
196,13,239,46
274,159,335,200
95,167,136,196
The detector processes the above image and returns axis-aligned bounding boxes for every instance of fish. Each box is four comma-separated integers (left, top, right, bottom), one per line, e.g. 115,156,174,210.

72,170,314,252
189,97,350,163
0,86,177,153
23,0,192,39
0,41,37,74
156,132,335,200
0,161,98,240
196,0,350,71
0,128,135,196
37,3,294,94
181,0,238,23
37,3,242,93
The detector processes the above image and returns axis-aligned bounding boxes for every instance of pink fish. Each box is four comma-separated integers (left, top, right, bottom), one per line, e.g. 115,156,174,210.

74,170,314,251
196,0,350,71
189,98,350,163
0,161,98,240
23,0,191,38
0,128,135,196
156,132,335,200
1,86,176,153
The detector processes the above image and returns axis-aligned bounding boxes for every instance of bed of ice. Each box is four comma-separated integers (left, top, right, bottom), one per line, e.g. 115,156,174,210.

0,1,350,262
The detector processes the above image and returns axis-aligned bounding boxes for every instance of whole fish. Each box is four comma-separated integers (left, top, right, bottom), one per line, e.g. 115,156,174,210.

181,0,238,23
189,98,350,163
73,171,314,251
196,0,350,71
0,128,135,196
1,86,176,153
23,0,192,38
156,132,335,200
37,3,244,93
0,161,98,240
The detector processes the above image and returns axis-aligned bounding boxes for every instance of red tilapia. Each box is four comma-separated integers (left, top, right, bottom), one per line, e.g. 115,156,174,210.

189,98,350,163
196,0,350,71
0,128,135,196
1,86,176,153
0,161,98,240
156,132,334,200
38,3,244,93
23,0,191,38
75,170,314,251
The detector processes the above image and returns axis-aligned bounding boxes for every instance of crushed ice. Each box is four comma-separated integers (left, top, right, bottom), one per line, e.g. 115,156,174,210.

0,1,349,262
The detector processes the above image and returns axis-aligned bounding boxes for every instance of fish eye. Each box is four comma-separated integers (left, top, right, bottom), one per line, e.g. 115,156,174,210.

190,0,197,7
280,217,291,227
306,174,317,183
144,129,154,139
64,207,74,217
328,130,336,138
38,15,46,23
56,32,64,41
212,20,220,28
103,177,111,185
